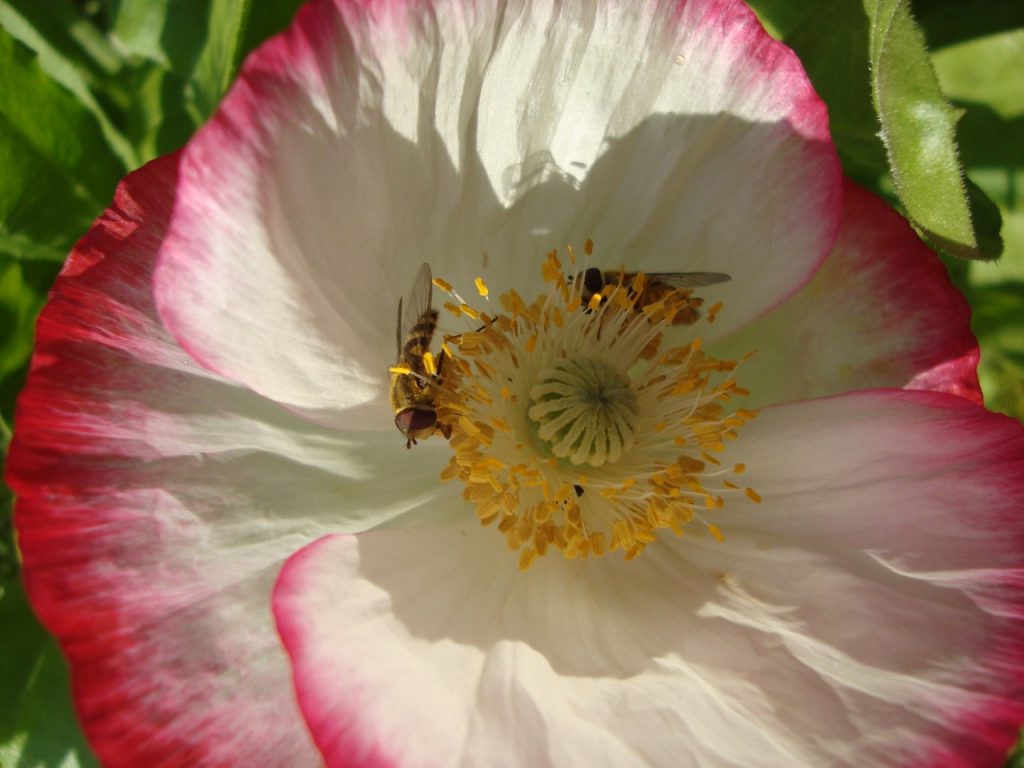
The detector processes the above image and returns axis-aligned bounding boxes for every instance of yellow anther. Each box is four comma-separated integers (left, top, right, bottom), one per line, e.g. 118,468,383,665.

631,272,646,294
542,251,562,283
389,365,412,375
707,524,725,542
744,488,762,503
677,456,705,474
423,351,437,376
458,415,482,437
432,277,453,293
535,533,549,556
584,238,594,255
433,255,752,569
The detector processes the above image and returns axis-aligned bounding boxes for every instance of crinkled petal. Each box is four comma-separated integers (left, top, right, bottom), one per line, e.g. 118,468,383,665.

712,389,1024,766
5,155,453,767
155,0,840,427
713,180,981,407
273,390,1024,768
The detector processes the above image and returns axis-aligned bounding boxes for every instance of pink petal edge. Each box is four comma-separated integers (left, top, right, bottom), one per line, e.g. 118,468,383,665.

273,389,1024,768
6,154,323,768
716,179,981,407
274,534,398,768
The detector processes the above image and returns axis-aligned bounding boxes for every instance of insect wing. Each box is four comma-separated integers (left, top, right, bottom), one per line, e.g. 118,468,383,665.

395,296,404,361
646,271,731,288
402,262,435,338
395,262,437,375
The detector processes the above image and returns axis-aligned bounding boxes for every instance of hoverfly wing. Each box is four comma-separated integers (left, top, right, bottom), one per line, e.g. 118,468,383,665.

396,262,438,377
647,271,731,288
402,262,435,336
395,296,404,362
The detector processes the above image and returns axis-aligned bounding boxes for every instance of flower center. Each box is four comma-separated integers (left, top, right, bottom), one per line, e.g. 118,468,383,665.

433,244,760,569
528,356,636,467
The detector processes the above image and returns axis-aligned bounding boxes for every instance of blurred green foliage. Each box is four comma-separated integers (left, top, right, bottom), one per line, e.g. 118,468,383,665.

0,0,1021,764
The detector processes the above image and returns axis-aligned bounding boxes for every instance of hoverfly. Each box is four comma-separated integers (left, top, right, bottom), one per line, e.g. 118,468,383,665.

389,262,452,448
575,267,731,325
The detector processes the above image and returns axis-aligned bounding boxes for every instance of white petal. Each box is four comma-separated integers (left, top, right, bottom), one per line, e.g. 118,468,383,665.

712,180,981,408
273,390,1024,767
155,0,840,427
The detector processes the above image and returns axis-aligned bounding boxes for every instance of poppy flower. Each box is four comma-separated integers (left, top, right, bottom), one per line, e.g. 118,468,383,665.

7,0,1023,765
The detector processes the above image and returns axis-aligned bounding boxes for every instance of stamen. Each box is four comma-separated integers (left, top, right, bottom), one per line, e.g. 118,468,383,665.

432,243,757,567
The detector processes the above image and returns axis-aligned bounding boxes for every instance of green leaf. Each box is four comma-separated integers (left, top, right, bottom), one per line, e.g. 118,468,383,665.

0,581,99,768
1007,728,1024,768
0,0,137,168
969,280,1024,423
236,0,309,59
0,257,60,421
746,0,1004,261
744,0,816,39
0,232,66,263
1,401,97,768
0,565,46,737
181,0,255,121
933,26,1024,416
0,25,126,256
0,24,124,202
109,0,304,124
867,0,1000,260
783,2,889,182
119,59,198,161
933,29,1024,127
913,0,1024,50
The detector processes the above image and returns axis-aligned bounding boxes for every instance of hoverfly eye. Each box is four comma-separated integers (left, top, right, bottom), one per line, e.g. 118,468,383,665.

582,267,604,296
395,408,437,435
